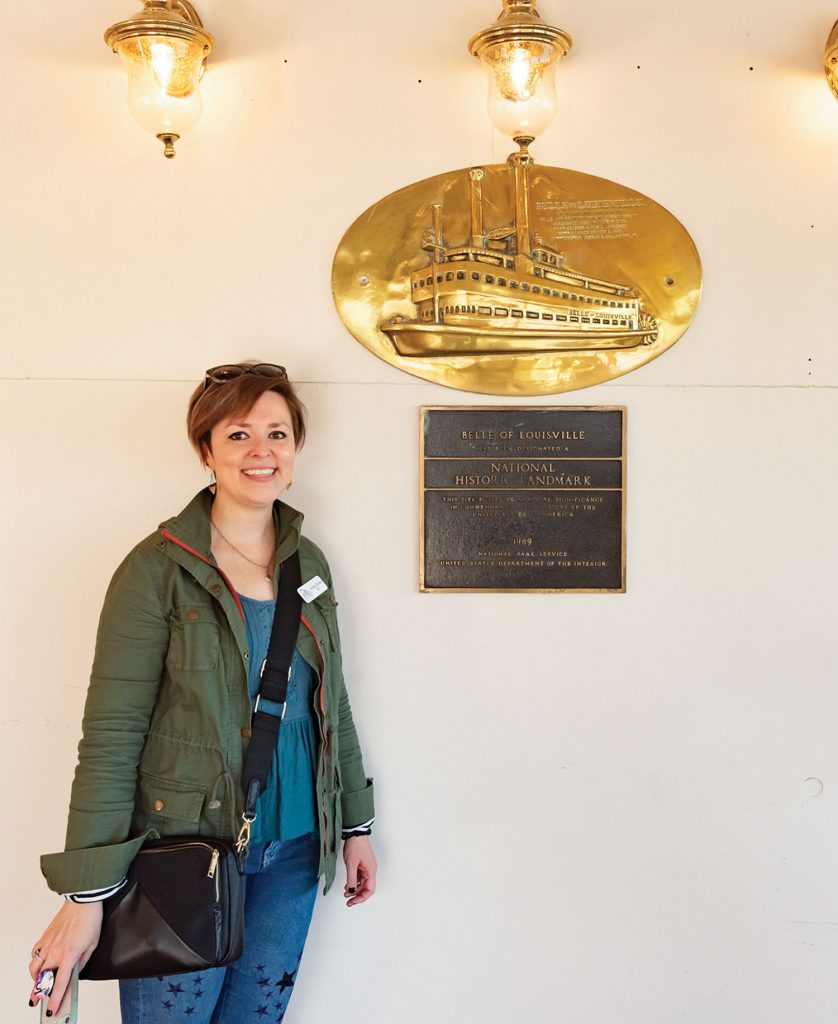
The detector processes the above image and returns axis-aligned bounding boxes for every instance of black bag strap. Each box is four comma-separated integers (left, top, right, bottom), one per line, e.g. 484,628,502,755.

236,550,302,856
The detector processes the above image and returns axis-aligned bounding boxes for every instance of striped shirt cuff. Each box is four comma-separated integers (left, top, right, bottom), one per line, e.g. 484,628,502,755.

63,878,127,903
342,817,374,839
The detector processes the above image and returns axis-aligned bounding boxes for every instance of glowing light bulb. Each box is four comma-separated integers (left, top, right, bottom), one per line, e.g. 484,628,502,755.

506,45,539,100
150,41,175,91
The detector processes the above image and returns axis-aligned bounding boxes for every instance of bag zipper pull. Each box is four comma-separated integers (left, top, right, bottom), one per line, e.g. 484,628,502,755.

207,849,220,878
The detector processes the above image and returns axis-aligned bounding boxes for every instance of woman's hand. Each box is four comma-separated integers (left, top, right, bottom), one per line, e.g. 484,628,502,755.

28,901,103,1015
343,835,377,907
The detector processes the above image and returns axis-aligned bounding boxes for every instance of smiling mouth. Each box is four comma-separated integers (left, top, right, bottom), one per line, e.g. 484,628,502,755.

242,468,277,478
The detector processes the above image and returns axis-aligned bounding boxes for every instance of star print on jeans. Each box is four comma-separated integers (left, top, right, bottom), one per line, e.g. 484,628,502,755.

167,982,185,996
258,976,271,988
185,1008,196,1017
193,976,204,987
194,989,204,998
255,964,266,973
254,1006,269,1017
275,972,295,994
161,1000,174,1010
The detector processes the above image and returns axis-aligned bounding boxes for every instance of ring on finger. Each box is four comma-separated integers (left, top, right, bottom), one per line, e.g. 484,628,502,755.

35,968,55,998
31,948,44,961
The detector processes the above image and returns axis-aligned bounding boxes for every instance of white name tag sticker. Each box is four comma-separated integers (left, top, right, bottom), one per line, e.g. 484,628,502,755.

298,576,328,603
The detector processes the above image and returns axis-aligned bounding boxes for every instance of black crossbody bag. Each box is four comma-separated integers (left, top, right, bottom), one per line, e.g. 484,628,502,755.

81,552,303,981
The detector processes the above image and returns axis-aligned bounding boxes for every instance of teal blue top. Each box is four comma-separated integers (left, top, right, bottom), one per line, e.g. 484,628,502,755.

239,594,319,843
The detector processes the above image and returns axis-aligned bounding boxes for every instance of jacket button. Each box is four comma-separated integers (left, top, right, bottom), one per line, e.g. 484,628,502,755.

241,727,252,738
187,609,199,621
211,585,222,595
243,652,250,660
153,799,164,812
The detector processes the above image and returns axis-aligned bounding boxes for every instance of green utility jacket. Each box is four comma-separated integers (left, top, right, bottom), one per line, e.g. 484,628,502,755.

40,489,374,896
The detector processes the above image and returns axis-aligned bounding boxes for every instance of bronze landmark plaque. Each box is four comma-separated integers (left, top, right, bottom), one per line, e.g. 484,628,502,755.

420,407,625,592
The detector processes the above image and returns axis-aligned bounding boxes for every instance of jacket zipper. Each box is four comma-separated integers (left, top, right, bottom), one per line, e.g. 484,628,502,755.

301,615,330,856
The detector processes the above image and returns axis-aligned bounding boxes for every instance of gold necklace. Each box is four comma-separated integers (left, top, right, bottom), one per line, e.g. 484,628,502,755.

211,518,275,581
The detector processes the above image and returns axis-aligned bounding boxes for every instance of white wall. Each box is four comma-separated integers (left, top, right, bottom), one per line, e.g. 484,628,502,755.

3,2,838,1021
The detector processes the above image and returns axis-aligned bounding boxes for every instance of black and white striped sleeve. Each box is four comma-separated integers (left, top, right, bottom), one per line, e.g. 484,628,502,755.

341,817,374,840
63,878,127,903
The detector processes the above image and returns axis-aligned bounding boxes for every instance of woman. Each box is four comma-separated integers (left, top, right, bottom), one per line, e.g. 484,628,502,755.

29,362,377,1022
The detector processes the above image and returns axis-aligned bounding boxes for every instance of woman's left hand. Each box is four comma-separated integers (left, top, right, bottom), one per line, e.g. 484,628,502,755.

343,835,377,907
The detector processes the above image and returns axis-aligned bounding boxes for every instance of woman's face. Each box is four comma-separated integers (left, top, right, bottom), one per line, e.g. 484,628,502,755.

203,391,297,509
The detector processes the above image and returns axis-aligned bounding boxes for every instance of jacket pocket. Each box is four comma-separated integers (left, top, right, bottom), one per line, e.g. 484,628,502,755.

135,771,207,835
167,605,220,672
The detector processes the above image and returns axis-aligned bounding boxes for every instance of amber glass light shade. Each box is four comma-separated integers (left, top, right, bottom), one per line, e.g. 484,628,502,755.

469,0,571,143
479,37,561,140
116,35,205,141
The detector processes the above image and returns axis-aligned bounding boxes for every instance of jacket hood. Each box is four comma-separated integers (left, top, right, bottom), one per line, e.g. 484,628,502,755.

158,487,305,564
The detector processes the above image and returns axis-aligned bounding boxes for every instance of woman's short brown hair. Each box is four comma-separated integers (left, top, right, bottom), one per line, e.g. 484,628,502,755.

186,362,307,462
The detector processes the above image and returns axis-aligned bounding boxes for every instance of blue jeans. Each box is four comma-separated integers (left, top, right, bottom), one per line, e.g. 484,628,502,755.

119,834,320,1024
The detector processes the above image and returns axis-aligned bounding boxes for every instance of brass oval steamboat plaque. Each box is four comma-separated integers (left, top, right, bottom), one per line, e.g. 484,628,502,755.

332,154,701,396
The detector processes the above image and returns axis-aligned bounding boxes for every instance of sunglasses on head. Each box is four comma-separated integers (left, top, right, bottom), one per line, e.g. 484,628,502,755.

203,363,288,390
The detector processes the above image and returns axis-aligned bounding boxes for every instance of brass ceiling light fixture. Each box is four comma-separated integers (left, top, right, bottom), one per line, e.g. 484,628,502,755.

331,0,702,398
468,0,572,153
104,0,215,159
825,19,838,100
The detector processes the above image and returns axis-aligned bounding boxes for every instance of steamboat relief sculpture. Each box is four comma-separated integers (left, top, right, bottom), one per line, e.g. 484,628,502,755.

332,141,702,397
384,154,659,358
